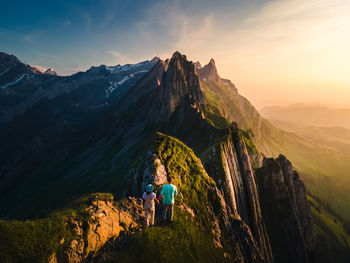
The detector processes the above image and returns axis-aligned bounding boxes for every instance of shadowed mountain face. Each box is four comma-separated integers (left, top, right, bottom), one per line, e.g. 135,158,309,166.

0,51,348,262
0,52,158,206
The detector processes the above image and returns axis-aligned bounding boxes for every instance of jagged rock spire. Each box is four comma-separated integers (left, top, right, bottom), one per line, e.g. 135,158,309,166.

196,58,220,82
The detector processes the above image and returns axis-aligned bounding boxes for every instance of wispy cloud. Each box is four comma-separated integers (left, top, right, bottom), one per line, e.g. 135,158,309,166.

101,9,116,28
31,50,62,61
129,1,217,60
23,34,36,44
109,50,130,64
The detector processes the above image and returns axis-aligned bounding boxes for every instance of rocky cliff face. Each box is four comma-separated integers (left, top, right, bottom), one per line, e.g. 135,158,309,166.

116,51,205,126
256,155,314,263
204,131,272,262
276,155,314,254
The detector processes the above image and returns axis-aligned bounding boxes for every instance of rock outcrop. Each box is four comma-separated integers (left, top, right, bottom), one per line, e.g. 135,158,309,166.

256,156,314,263
50,196,144,263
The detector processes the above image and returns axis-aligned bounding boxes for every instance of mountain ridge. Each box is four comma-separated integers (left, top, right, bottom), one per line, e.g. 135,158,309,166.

0,50,349,262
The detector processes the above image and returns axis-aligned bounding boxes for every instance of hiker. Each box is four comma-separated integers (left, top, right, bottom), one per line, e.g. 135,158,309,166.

160,177,178,224
142,184,159,227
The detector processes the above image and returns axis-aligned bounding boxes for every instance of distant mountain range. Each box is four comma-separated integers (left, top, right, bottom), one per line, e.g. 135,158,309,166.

0,51,349,262
260,104,350,129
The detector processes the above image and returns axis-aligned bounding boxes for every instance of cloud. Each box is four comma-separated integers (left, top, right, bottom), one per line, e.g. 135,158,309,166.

209,0,350,107
129,1,217,60
109,50,130,64
31,50,62,61
23,35,35,44
101,10,116,27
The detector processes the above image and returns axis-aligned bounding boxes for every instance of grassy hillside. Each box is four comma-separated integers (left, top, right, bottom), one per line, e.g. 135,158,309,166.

0,193,114,263
0,118,156,219
307,195,350,263
265,126,350,221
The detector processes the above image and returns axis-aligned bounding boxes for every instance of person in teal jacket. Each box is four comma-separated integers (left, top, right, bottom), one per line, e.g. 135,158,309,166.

160,177,178,224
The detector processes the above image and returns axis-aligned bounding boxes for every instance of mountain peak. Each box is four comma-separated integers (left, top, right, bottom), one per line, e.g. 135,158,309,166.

151,56,161,63
170,51,188,64
209,58,216,66
206,58,218,73
198,58,219,82
194,61,202,71
171,50,182,58
0,52,22,73
44,68,57,76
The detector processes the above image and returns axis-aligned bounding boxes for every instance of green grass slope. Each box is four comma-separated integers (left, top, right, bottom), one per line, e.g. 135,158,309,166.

0,193,114,263
307,195,350,263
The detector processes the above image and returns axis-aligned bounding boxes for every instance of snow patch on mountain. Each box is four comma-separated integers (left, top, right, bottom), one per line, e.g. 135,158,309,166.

0,74,28,89
107,81,118,94
105,61,149,74
117,75,131,85
0,68,10,76
106,70,149,97
90,102,109,109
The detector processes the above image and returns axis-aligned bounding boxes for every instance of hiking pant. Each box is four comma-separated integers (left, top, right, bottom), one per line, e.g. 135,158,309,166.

145,207,155,226
162,204,173,222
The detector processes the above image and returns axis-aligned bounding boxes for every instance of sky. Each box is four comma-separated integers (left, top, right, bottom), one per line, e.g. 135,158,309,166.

1,0,349,109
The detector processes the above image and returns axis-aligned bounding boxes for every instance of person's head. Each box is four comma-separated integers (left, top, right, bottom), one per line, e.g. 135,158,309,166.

168,177,173,184
146,184,154,193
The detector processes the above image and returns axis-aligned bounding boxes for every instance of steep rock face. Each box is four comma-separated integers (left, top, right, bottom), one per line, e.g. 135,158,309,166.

117,59,168,114
276,155,314,254
162,52,204,114
132,51,205,124
232,134,272,262
206,131,272,262
256,156,314,263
